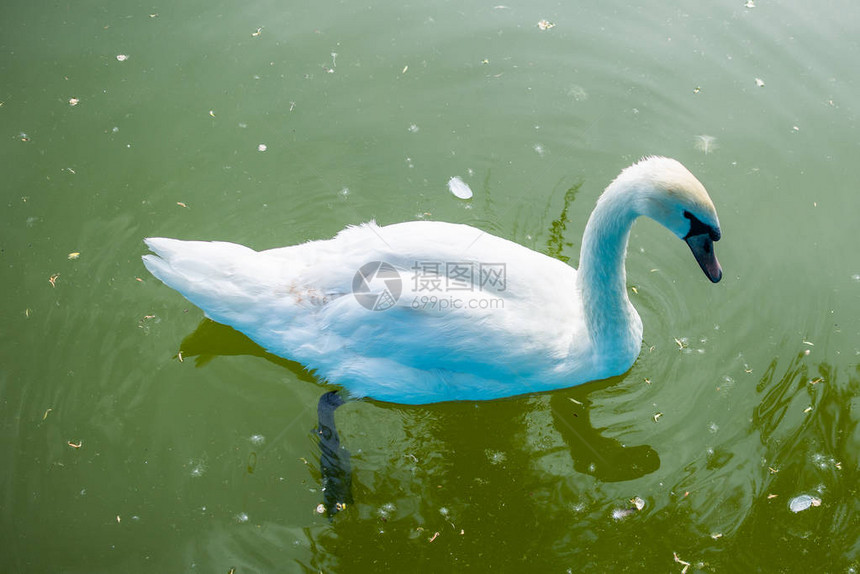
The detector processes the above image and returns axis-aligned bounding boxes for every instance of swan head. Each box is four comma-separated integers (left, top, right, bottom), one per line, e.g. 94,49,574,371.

624,156,723,283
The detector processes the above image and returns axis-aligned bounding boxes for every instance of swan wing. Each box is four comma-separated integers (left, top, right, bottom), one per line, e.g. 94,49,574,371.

144,222,585,401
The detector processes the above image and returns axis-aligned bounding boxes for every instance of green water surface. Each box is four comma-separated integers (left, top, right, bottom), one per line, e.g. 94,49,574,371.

2,0,858,572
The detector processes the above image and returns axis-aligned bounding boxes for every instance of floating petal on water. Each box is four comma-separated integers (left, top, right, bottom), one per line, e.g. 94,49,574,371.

789,494,821,513
448,176,473,199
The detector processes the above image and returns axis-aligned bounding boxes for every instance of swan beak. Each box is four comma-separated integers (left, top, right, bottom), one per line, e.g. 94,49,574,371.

685,234,722,283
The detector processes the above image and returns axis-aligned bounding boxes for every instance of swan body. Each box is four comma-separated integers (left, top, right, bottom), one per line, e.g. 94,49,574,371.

143,157,722,404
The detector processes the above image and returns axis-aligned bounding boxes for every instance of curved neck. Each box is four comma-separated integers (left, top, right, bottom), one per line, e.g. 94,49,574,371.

577,182,641,352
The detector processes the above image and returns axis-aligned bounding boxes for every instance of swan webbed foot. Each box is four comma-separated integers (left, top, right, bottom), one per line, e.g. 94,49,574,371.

315,390,353,518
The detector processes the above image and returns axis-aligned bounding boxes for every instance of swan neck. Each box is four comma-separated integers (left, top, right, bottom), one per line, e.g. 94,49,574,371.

578,181,640,349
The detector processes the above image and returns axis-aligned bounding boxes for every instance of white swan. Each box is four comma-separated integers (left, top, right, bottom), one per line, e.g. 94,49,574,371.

143,156,722,404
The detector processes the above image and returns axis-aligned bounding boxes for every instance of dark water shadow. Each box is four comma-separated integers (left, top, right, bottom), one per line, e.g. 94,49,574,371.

177,317,317,383
547,381,661,482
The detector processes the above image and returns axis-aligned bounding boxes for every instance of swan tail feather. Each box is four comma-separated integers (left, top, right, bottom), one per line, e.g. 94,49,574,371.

142,238,284,326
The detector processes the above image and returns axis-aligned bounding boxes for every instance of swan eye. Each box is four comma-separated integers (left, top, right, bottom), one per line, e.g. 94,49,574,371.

683,210,720,241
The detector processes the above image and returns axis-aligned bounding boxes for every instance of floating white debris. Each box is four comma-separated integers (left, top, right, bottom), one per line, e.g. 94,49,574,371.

69,97,80,106
744,0,755,7
116,54,129,62
789,494,821,513
485,449,507,465
567,85,588,101
249,434,265,445
377,502,396,519
755,77,765,87
235,512,250,523
694,135,717,154
408,124,419,133
537,19,555,30
257,143,267,152
448,176,473,199
611,497,645,520
673,552,692,573
811,453,838,470
189,460,206,477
